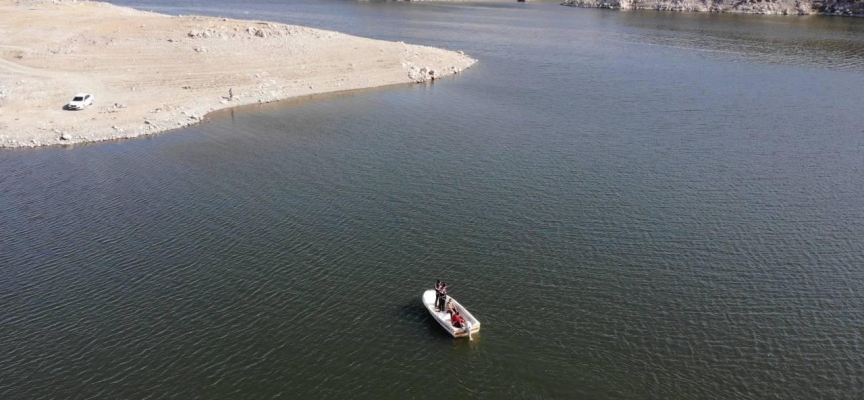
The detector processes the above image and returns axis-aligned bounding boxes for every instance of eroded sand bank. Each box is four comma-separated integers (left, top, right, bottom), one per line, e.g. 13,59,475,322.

0,0,476,148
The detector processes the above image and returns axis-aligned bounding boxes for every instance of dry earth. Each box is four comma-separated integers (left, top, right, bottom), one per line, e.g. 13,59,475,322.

0,0,476,148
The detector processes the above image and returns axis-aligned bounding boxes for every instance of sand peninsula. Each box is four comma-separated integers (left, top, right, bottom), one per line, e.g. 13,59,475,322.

0,0,476,148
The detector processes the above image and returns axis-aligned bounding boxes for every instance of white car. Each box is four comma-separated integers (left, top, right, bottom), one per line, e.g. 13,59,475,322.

67,93,94,110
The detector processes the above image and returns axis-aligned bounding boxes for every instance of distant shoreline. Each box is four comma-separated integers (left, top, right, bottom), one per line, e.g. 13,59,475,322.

561,0,864,17
0,0,476,148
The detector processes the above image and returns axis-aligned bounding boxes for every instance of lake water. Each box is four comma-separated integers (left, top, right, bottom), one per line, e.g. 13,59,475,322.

2,1,864,399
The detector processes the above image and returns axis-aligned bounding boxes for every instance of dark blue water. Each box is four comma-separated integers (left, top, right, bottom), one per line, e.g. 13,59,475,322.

2,1,864,399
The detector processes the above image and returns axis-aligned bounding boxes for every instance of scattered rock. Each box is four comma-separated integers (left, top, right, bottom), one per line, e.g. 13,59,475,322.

188,28,216,38
408,66,439,83
60,133,71,141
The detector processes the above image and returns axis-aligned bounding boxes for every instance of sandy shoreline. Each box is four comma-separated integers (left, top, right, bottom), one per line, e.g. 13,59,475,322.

0,0,476,148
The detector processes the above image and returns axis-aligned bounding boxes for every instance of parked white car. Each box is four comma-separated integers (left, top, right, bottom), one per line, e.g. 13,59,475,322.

67,93,94,110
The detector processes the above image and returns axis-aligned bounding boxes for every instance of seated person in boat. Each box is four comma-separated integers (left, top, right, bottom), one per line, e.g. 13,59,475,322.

451,311,465,328
445,298,457,314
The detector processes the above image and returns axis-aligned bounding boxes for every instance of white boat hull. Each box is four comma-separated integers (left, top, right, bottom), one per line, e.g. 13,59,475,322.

422,289,481,338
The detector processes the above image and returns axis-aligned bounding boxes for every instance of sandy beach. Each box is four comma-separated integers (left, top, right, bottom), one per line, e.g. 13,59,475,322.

0,0,476,148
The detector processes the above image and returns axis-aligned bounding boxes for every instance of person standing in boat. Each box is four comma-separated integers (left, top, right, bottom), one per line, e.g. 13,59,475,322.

434,280,443,311
437,282,448,312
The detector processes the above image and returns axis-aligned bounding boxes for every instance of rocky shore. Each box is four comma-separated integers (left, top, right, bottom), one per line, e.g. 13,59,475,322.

0,0,476,148
561,0,864,16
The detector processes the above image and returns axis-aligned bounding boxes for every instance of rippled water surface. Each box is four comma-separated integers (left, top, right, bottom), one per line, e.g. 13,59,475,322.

2,1,864,399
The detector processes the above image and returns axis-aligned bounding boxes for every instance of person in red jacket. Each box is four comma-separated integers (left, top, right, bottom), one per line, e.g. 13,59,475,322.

451,311,465,328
